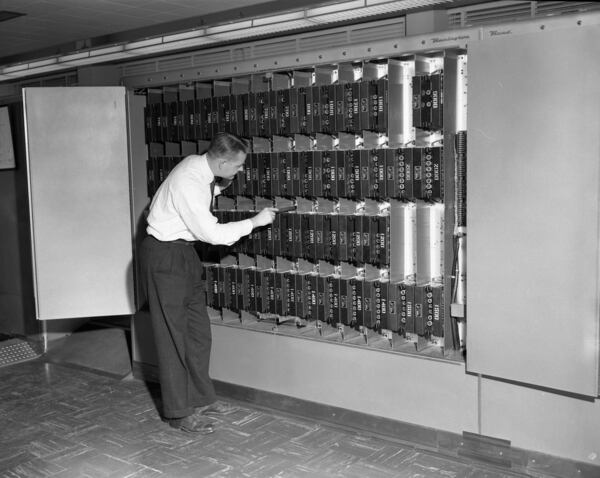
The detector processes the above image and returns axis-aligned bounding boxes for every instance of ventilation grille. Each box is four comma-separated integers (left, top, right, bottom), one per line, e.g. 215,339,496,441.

447,11,463,27
157,56,193,72
299,31,348,51
121,62,158,77
535,1,600,16
0,339,40,368
253,39,297,58
349,20,405,43
464,2,532,26
448,0,600,28
120,17,407,83
232,46,252,62
193,49,231,67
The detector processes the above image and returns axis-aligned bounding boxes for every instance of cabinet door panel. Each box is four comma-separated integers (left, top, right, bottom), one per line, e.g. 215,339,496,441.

24,87,135,320
466,27,600,396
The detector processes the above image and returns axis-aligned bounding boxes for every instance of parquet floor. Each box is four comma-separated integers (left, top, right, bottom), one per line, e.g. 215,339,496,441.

0,359,541,478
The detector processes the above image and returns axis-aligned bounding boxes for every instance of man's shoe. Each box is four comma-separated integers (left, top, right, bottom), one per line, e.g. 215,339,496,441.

166,414,216,434
197,401,239,416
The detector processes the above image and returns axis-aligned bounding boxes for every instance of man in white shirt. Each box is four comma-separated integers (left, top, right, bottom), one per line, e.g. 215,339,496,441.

140,132,277,433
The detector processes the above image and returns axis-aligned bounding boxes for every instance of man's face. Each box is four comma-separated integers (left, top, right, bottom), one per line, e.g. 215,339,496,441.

219,151,246,180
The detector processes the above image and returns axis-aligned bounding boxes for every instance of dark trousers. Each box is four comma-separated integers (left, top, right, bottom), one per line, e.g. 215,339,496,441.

140,235,216,419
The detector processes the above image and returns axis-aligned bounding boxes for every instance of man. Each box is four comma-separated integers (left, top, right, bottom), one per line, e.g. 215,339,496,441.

140,132,277,433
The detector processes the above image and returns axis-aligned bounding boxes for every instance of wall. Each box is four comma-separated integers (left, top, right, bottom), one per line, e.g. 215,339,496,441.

0,103,36,336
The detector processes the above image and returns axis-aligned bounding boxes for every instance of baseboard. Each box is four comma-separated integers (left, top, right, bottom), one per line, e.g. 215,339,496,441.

132,360,599,478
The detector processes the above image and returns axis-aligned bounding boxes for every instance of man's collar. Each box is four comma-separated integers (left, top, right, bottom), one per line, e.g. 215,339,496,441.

197,153,215,183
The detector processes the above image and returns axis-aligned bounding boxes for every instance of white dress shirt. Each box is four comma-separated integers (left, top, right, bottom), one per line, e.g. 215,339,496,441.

146,154,252,244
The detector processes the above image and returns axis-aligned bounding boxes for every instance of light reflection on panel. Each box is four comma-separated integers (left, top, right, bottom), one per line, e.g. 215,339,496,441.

390,200,416,282
416,201,444,284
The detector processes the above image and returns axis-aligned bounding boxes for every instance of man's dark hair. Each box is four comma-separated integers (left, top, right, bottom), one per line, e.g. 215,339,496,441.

207,132,249,160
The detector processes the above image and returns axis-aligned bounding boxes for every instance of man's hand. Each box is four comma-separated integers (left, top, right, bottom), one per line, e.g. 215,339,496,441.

250,207,278,228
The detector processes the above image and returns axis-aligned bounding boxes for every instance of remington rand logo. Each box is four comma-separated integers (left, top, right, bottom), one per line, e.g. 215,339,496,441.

489,29,512,36
431,35,470,43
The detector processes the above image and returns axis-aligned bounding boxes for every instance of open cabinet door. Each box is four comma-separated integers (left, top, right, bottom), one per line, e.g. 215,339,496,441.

466,26,600,396
23,87,135,320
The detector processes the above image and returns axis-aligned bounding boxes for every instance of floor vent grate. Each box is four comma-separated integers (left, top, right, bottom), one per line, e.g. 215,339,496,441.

0,339,41,368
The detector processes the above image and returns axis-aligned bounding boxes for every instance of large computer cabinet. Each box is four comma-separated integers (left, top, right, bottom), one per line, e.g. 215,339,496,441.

127,14,600,466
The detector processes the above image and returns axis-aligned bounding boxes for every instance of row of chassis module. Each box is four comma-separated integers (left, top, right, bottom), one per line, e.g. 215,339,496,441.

143,59,465,354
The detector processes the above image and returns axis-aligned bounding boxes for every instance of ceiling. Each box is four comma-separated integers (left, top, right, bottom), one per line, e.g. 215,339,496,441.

0,0,338,65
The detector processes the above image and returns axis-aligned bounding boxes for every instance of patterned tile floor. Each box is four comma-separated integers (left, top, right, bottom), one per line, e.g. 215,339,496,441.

0,359,545,478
